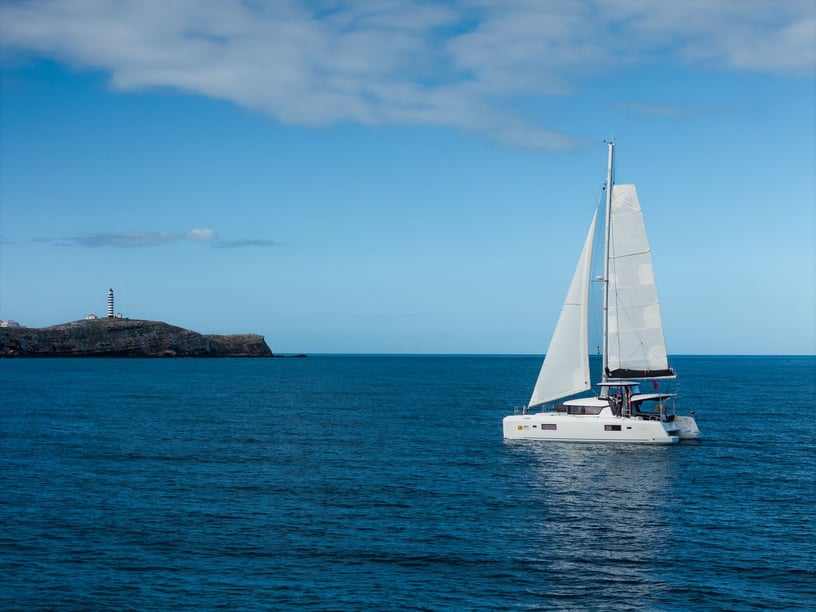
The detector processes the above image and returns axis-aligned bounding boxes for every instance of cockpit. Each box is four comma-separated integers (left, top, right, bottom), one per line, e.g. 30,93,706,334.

598,381,675,419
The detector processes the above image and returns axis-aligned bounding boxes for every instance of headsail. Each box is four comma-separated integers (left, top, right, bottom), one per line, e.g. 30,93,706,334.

529,209,598,406
606,184,674,378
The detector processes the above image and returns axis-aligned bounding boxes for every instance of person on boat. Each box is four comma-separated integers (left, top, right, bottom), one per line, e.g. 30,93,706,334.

612,390,622,416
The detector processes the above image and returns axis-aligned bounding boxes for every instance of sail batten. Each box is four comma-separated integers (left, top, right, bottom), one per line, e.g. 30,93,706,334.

528,209,598,407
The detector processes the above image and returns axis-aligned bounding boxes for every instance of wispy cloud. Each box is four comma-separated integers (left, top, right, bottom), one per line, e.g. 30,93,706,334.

214,239,280,249
186,228,216,242
1,1,813,148
67,231,191,248
37,228,276,248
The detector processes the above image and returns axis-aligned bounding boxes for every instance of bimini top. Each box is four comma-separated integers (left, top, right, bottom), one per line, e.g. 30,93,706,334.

630,393,676,402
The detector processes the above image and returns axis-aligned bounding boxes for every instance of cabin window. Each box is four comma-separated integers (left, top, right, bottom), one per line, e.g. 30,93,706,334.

604,425,621,431
541,424,557,430
566,405,604,415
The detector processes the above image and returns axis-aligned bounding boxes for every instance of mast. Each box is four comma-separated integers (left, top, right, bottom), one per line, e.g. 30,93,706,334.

601,141,614,383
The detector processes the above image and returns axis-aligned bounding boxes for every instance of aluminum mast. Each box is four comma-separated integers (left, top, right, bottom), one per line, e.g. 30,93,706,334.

601,140,614,383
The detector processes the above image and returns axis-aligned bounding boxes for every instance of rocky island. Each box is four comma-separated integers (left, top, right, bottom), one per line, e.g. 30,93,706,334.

0,318,274,357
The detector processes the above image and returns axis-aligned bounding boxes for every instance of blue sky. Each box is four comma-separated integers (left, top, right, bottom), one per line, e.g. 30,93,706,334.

1,0,814,354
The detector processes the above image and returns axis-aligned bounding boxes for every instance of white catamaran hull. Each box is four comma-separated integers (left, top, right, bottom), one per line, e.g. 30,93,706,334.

503,412,696,444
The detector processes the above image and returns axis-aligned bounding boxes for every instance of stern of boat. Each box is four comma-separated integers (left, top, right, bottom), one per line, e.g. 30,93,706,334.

674,415,701,440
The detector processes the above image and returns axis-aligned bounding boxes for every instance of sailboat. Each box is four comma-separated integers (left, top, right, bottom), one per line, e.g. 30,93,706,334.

503,142,700,444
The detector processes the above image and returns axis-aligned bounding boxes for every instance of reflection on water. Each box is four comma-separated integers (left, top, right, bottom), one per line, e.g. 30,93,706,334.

506,442,678,604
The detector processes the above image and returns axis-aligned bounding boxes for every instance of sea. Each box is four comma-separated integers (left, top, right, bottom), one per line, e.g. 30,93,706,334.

1,355,814,610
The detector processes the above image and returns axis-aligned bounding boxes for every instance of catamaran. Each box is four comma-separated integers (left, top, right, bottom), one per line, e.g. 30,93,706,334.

503,142,700,444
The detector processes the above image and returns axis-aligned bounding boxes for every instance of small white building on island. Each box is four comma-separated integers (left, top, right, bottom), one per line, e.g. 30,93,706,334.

0,320,21,328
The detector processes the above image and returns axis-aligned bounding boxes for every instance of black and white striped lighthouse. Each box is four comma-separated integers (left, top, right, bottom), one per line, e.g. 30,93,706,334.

107,288,114,318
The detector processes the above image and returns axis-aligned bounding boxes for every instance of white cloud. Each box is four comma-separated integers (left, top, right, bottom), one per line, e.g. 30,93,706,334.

1,0,813,148
597,0,816,74
187,228,217,242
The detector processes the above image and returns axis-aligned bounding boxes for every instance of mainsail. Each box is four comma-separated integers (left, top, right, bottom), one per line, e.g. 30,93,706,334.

528,209,598,406
606,184,674,378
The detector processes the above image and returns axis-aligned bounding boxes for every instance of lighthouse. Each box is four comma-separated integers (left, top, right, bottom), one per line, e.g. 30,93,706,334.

107,288,114,318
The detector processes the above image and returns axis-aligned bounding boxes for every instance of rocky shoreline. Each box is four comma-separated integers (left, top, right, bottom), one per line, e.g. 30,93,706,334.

0,318,275,358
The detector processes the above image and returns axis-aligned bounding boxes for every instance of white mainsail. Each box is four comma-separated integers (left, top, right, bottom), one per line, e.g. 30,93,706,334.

606,184,673,378
528,209,598,407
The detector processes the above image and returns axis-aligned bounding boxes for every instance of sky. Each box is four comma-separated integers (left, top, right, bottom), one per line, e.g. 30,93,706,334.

1,0,814,355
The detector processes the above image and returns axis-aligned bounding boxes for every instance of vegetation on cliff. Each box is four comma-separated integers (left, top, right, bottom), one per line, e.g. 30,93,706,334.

0,319,273,357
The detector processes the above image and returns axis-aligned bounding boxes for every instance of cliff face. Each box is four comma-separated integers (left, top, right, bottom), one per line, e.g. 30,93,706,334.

0,319,273,357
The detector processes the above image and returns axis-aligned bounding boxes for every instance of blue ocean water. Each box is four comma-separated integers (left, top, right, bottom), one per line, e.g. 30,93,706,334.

1,355,814,610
